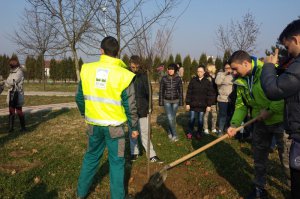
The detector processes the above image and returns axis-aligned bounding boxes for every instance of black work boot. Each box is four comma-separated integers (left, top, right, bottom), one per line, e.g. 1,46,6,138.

8,114,15,132
19,115,27,132
246,186,268,199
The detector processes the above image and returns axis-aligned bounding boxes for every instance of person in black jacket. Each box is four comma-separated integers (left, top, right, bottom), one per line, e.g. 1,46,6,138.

128,55,163,163
185,65,214,139
261,19,300,199
159,63,183,142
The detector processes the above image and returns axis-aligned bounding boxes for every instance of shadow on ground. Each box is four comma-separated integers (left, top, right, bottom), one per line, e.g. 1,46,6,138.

190,134,253,197
0,109,70,147
24,182,58,199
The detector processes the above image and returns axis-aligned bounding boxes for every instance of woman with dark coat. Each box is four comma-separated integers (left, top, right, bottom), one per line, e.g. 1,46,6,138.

185,65,214,139
159,63,183,142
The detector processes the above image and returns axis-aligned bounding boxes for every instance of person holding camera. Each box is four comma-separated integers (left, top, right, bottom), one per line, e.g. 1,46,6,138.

215,63,233,136
261,19,300,199
5,56,26,132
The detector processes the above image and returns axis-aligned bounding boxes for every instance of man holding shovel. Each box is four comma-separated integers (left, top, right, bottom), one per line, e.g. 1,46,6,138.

226,50,285,199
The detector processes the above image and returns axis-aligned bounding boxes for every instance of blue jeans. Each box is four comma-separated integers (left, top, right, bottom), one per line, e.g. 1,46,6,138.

218,102,229,133
164,102,179,137
188,111,204,134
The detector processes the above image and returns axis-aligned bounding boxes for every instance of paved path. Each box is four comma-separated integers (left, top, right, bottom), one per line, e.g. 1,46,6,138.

1,91,75,97
0,102,77,116
0,91,159,116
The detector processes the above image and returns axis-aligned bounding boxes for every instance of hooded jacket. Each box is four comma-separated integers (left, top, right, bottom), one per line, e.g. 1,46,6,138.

230,58,284,127
185,76,214,112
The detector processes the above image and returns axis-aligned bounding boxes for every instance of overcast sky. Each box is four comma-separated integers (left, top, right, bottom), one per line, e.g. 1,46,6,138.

0,0,299,63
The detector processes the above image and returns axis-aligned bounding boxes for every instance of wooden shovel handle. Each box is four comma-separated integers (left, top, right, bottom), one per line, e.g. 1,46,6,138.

167,117,258,169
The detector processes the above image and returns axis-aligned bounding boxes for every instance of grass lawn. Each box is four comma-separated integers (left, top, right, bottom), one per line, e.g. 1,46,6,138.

23,82,77,92
0,103,290,199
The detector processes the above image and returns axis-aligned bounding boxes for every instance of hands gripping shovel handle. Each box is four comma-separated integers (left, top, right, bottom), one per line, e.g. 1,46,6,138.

149,116,258,188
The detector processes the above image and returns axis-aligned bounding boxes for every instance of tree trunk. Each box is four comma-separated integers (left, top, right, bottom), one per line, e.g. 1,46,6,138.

116,0,121,57
72,48,80,82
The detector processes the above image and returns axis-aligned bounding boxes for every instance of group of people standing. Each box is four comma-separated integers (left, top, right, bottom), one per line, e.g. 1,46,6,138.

159,62,234,140
74,18,300,199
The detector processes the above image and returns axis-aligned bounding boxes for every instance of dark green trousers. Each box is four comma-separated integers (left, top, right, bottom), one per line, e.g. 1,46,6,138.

77,125,125,199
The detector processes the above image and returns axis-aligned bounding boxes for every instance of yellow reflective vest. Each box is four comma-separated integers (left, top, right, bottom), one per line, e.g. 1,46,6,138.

80,55,135,126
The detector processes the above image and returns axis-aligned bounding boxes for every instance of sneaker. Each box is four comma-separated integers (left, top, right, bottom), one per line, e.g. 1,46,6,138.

150,156,164,164
246,186,267,199
168,133,173,140
212,129,218,134
130,154,139,162
204,129,209,135
172,136,179,142
186,133,192,139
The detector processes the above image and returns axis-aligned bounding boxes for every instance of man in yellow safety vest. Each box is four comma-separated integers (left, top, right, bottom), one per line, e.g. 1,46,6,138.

76,36,139,199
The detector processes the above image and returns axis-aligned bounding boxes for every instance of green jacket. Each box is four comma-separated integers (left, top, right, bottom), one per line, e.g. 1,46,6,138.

230,57,284,127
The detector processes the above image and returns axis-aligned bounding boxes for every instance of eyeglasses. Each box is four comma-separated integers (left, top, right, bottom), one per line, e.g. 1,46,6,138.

225,67,231,69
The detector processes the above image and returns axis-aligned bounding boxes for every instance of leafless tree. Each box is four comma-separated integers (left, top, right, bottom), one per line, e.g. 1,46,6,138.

12,6,58,57
12,5,59,89
128,18,172,61
92,0,178,56
26,0,103,81
215,12,260,54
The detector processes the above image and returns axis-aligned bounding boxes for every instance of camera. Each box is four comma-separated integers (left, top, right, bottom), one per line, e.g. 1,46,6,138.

276,55,293,75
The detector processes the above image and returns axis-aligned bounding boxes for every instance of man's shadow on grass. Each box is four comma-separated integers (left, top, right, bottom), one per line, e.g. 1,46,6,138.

191,135,254,198
24,182,58,199
266,158,290,198
0,109,70,147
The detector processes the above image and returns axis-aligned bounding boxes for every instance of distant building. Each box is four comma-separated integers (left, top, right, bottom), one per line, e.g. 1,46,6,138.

44,60,51,77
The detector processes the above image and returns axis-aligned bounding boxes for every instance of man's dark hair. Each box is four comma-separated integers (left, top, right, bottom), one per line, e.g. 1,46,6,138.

197,65,205,70
167,63,177,71
130,55,141,65
101,36,119,57
279,19,300,43
228,50,251,65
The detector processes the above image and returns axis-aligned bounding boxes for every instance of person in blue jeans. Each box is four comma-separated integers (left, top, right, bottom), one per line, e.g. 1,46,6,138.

185,66,214,139
159,63,183,142
215,63,234,135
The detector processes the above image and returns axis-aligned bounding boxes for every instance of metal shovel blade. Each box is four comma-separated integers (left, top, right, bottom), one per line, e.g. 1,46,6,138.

148,166,168,188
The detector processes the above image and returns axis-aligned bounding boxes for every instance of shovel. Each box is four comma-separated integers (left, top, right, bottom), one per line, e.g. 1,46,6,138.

149,117,258,188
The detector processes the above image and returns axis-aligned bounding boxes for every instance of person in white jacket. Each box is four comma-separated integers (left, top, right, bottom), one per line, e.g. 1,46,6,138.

215,63,233,135
5,56,26,132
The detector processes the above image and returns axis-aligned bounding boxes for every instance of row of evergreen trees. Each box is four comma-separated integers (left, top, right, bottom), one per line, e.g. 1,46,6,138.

0,54,83,82
0,51,231,83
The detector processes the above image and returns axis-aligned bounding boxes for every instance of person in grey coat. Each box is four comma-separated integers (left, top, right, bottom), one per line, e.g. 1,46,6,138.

215,63,233,135
5,56,26,132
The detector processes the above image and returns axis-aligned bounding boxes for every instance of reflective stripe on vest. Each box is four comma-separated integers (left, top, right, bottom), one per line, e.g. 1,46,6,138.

84,95,122,106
